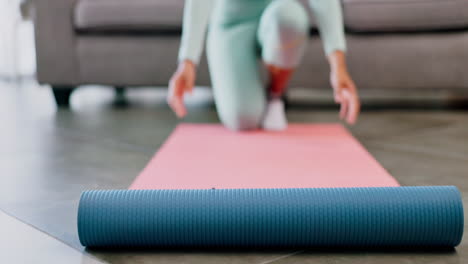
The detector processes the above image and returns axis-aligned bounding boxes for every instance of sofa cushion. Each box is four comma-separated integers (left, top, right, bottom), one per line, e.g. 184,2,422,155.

74,0,184,32
343,0,468,32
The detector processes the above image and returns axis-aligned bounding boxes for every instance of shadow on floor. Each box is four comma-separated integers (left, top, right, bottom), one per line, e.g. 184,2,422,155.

287,99,468,111
85,245,457,255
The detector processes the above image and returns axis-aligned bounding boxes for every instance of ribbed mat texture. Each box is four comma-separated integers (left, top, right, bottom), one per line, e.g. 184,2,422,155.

78,186,463,248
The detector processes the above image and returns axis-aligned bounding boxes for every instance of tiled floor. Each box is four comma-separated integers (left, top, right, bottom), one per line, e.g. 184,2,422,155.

0,210,102,264
1,80,467,263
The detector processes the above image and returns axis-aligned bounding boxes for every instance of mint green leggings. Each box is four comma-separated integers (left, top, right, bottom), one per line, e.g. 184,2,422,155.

206,0,309,130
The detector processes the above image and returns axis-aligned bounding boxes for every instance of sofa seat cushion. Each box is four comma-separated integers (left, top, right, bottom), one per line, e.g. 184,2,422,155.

74,0,320,34
74,0,184,33
343,0,468,32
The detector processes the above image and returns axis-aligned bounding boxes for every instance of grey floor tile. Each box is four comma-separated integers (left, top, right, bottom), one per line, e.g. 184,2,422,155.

49,86,219,149
289,110,465,141
365,143,468,190
0,210,103,264
367,121,468,161
269,232,468,264
267,247,464,264
89,249,303,264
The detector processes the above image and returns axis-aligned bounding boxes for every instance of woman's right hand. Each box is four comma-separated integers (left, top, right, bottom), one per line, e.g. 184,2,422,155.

167,60,196,118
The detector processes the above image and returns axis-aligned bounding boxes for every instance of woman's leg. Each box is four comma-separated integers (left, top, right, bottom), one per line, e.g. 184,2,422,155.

266,65,294,99
258,0,309,98
207,23,266,131
257,0,309,130
206,0,308,131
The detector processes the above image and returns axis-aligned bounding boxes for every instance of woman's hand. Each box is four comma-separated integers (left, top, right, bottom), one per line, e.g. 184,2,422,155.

328,51,360,125
168,60,196,118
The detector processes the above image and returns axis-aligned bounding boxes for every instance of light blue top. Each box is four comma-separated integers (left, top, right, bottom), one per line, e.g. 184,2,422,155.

178,0,347,64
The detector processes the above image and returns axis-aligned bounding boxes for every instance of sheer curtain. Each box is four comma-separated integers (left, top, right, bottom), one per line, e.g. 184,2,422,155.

0,0,36,81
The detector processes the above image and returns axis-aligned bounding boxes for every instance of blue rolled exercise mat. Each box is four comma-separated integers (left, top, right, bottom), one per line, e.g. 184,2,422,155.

78,186,464,248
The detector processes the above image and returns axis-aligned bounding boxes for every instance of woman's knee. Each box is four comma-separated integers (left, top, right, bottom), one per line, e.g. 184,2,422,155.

264,0,309,37
260,0,309,68
218,105,264,131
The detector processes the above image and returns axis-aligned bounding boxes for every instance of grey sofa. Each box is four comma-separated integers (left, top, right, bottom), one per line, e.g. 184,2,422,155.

34,0,468,106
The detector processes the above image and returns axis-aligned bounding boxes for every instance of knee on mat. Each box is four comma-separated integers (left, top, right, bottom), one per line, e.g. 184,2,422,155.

221,110,263,131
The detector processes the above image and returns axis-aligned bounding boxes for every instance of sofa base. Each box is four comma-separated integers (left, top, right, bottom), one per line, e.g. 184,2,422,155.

37,31,468,91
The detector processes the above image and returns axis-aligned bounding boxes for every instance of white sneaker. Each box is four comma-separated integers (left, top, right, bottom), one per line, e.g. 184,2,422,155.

262,98,288,131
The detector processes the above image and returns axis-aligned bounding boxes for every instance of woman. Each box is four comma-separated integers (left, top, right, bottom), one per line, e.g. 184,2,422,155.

168,0,360,131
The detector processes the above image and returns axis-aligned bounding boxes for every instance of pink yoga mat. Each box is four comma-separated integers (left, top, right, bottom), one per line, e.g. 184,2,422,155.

130,124,399,190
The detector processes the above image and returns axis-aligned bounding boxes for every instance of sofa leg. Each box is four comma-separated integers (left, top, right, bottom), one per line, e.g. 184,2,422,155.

282,92,290,110
114,86,125,96
52,86,74,107
114,86,126,100
113,86,128,106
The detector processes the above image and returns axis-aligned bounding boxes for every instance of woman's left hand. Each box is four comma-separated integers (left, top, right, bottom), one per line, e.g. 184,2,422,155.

330,68,360,125
328,51,360,125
